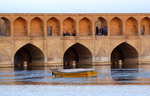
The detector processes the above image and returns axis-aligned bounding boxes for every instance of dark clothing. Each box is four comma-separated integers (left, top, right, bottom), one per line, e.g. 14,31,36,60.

99,28,102,35
103,27,107,36
48,26,52,36
96,26,99,35
141,26,145,35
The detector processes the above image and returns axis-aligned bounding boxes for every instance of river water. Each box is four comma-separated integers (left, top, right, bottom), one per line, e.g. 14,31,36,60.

1,64,150,96
0,64,150,85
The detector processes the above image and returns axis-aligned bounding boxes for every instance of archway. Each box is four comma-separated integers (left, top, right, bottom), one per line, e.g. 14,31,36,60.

141,17,150,35
95,17,107,36
125,17,138,35
30,17,44,36
14,44,44,69
63,43,92,69
47,17,60,36
14,17,27,36
63,17,76,36
110,17,123,36
111,42,139,69
0,17,11,36
79,17,92,36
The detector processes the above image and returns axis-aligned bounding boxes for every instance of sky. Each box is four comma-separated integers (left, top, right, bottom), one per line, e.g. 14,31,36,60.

0,0,150,13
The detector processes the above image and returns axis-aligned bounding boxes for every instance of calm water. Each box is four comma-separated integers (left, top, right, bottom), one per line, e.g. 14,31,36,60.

0,64,150,85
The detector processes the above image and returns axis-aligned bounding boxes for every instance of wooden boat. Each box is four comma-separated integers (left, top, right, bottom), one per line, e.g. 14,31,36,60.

50,68,98,77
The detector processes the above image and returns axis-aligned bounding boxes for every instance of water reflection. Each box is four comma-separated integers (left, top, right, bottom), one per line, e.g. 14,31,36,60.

111,63,139,81
0,64,150,85
14,66,45,71
111,69,139,81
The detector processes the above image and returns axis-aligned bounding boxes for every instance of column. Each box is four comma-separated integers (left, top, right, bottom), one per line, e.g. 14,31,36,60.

27,15,30,36
60,14,63,36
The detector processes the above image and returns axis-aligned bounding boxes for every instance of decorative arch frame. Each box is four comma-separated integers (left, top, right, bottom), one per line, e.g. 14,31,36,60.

47,17,60,36
30,17,44,36
78,17,92,36
13,17,28,36
110,17,123,36
125,17,138,35
0,17,11,36
63,17,76,36
140,17,150,35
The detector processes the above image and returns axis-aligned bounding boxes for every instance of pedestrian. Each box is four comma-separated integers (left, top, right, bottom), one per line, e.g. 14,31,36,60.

95,26,99,35
103,26,108,36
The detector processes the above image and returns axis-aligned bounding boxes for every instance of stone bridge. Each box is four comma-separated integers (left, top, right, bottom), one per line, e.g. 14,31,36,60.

0,13,150,68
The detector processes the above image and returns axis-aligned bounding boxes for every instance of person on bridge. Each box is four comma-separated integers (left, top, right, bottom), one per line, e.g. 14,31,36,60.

103,26,108,36
48,26,52,36
95,26,99,35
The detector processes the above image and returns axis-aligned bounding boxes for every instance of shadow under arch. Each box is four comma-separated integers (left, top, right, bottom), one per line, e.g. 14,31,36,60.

111,42,139,81
63,43,93,69
111,42,139,69
14,43,44,70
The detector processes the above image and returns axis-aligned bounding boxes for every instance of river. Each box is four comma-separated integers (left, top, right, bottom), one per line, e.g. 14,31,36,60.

0,64,150,96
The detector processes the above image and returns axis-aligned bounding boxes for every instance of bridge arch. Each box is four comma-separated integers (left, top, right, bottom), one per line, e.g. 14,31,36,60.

30,17,44,36
47,17,60,36
95,17,107,36
14,43,44,67
111,42,139,69
63,43,93,69
125,17,138,35
63,17,76,36
13,17,27,36
95,17,107,27
110,17,123,36
79,17,92,36
141,17,150,35
0,17,11,36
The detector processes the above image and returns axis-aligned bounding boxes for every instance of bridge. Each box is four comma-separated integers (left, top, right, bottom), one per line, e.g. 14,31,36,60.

0,13,150,69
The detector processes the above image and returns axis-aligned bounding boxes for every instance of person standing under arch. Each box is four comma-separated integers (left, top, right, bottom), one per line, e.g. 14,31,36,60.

141,25,145,35
48,26,52,36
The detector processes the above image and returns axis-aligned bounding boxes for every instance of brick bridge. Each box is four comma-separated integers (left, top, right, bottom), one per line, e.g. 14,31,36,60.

0,13,150,68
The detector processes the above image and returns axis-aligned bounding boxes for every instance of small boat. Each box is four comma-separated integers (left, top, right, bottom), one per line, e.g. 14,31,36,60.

50,68,98,77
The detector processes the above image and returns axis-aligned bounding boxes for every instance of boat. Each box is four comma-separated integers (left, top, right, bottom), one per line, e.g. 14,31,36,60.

50,68,98,77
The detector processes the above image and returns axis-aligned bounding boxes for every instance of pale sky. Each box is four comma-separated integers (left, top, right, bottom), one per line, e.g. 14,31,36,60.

0,0,149,13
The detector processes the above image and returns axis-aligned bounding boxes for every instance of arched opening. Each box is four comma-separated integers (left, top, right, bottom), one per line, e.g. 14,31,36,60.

110,17,123,36
30,17,44,36
111,43,139,81
79,17,92,36
111,42,139,69
14,17,27,36
141,17,150,35
14,44,44,69
125,17,138,35
0,17,11,36
63,17,76,36
47,17,60,36
95,17,107,36
63,43,92,69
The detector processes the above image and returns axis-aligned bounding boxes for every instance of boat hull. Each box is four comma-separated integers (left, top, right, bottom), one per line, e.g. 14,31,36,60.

51,69,98,78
